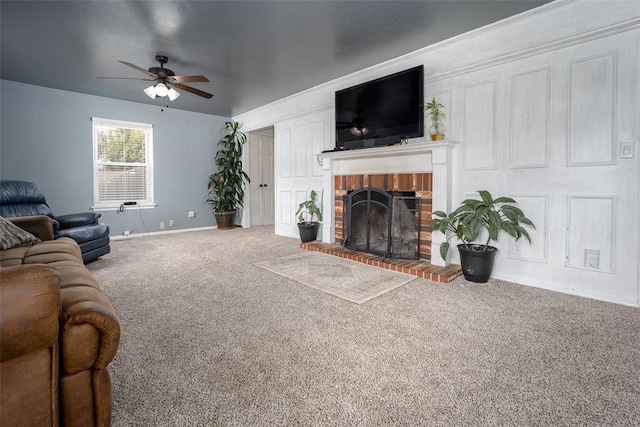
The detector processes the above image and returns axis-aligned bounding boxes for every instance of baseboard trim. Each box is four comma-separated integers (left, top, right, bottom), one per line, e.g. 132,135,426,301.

110,226,218,240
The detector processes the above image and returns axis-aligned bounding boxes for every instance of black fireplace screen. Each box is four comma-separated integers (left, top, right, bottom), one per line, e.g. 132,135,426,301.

342,187,421,259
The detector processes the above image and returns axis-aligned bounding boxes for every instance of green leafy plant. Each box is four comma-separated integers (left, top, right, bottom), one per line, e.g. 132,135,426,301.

296,190,323,224
206,121,250,213
424,97,446,134
429,190,535,260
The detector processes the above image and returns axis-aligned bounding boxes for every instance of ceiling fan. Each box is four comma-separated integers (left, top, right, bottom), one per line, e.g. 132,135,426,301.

98,55,213,100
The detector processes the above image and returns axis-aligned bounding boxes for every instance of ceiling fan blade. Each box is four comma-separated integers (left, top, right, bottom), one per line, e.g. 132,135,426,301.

171,75,210,83
174,83,214,99
118,60,156,77
97,76,155,81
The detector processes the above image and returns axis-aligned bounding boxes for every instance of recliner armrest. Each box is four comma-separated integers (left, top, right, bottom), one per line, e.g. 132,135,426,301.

7,215,55,241
0,265,61,363
56,212,102,230
60,286,121,373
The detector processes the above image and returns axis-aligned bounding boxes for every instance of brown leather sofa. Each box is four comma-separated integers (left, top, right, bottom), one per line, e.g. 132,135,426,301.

1,216,120,426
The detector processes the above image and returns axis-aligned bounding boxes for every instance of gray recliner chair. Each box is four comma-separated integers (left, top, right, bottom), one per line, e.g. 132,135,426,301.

0,180,110,263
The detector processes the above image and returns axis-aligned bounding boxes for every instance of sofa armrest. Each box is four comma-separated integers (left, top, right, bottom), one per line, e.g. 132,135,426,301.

6,215,55,241
0,265,61,363
60,287,120,373
56,212,102,230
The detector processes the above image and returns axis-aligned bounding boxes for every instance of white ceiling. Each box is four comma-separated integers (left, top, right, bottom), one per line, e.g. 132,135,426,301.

0,1,549,117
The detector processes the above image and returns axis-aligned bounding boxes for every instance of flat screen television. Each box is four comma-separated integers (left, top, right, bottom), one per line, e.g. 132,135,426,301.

335,65,424,150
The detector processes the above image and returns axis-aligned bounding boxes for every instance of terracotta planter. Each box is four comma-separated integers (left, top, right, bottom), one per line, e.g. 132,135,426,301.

430,133,445,141
457,244,497,283
214,210,237,230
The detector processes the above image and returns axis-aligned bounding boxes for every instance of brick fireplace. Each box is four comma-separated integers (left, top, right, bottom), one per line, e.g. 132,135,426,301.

335,173,433,260
302,141,462,283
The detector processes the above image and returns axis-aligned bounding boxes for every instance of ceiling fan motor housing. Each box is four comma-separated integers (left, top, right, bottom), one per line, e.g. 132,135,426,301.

148,67,175,79
149,55,174,79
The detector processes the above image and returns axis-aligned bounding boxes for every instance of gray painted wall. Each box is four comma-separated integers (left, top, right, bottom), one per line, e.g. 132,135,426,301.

0,80,230,236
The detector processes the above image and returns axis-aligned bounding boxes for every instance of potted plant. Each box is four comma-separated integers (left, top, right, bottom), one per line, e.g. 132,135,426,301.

429,190,535,283
424,97,446,141
296,190,323,242
206,121,250,229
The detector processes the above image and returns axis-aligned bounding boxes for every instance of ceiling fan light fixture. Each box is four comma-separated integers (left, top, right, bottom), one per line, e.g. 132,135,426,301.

144,85,157,99
167,87,180,101
154,82,169,97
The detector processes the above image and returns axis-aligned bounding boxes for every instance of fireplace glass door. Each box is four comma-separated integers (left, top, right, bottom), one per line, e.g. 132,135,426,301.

343,188,420,259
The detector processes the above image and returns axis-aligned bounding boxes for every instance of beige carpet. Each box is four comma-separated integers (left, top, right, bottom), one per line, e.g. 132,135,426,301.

87,226,640,426
256,252,416,304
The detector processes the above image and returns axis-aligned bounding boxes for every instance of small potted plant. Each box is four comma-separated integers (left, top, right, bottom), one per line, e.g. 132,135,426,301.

296,190,323,242
429,190,535,282
424,97,446,141
206,121,250,229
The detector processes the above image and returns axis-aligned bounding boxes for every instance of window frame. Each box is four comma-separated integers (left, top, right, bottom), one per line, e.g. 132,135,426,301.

91,117,155,210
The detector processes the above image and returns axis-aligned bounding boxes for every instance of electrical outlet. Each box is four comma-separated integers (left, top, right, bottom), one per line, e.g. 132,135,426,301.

620,142,634,159
188,211,196,218
159,222,165,230
169,219,175,227
123,230,130,236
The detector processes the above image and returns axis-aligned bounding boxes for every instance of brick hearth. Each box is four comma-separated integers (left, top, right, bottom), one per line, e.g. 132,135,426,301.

300,241,462,283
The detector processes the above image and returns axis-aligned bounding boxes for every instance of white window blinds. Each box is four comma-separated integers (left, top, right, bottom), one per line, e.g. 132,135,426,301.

92,118,154,208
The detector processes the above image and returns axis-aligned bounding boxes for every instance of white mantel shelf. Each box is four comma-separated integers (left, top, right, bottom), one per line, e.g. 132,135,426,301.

319,140,457,161
319,140,459,267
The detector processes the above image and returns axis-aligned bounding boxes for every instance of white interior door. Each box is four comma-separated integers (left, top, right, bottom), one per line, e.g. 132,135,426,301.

249,129,275,226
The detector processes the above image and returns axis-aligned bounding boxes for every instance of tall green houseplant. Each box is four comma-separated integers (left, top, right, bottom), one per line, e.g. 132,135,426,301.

207,121,250,229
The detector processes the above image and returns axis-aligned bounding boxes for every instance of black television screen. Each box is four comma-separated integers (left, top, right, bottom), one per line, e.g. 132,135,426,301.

335,65,424,150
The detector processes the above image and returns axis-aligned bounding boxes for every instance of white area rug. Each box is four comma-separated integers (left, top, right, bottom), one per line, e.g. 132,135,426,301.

256,251,416,304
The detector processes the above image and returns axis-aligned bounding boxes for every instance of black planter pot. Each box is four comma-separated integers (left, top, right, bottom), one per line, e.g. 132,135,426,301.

457,244,497,283
297,222,321,242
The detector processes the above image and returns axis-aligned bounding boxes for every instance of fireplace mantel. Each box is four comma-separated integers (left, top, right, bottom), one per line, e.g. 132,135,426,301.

319,140,458,266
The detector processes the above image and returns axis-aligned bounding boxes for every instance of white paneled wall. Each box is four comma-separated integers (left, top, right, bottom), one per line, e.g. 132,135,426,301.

274,109,333,239
428,30,638,305
235,1,640,306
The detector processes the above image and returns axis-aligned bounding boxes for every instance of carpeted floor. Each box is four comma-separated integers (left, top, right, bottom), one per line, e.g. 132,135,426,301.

88,226,640,426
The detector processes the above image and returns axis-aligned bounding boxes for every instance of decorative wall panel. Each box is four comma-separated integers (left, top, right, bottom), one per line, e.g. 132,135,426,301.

310,119,325,177
568,52,617,166
464,80,496,170
279,128,291,178
293,124,308,177
566,196,615,273
281,191,292,225
508,194,548,263
294,190,308,222
510,68,550,168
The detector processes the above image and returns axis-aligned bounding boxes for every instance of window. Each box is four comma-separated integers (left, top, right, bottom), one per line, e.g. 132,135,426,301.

92,118,154,209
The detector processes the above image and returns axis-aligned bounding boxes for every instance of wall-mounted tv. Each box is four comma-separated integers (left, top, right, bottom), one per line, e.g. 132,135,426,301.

335,65,424,150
